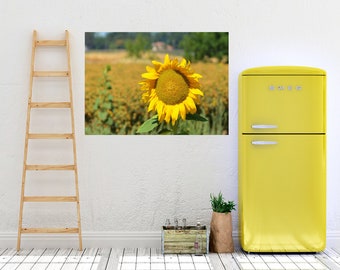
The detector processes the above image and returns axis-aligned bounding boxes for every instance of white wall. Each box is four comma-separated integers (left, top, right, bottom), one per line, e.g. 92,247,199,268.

1,0,340,248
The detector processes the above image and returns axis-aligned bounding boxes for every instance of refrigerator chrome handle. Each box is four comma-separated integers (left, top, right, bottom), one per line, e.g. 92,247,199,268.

252,141,278,145
251,124,278,129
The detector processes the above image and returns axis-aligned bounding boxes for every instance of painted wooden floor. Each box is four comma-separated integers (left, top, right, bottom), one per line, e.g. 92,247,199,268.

1,247,340,270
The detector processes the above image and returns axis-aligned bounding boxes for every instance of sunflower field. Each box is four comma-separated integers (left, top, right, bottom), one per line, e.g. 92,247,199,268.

85,51,228,135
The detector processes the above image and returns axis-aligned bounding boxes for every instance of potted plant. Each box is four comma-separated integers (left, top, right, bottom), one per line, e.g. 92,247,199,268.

209,192,236,253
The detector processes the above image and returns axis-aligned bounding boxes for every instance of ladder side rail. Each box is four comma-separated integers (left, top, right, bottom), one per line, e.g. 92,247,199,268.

17,30,38,251
66,30,83,250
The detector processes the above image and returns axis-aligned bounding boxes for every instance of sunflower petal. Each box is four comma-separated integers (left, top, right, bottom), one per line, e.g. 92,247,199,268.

179,103,186,120
156,101,164,116
158,111,165,123
142,72,159,80
188,73,203,80
179,58,187,68
164,106,172,124
152,60,163,68
188,92,202,105
146,66,156,73
171,105,180,125
184,97,197,114
171,58,178,69
164,54,171,66
148,96,158,111
190,88,204,96
139,82,149,90
149,89,157,98
141,93,149,103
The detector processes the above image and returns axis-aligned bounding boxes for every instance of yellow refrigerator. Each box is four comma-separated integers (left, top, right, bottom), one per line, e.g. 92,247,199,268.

238,66,326,252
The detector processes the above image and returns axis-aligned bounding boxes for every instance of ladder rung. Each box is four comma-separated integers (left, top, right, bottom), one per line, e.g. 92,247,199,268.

36,40,67,46
26,165,75,170
28,133,73,139
22,228,79,234
30,102,71,108
33,71,69,77
24,196,77,202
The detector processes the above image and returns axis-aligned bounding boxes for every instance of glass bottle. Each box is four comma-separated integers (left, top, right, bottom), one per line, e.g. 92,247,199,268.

174,217,178,229
165,218,171,228
182,218,187,229
195,232,202,255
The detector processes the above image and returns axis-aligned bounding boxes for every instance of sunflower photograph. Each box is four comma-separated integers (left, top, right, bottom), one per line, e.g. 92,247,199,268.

85,32,229,135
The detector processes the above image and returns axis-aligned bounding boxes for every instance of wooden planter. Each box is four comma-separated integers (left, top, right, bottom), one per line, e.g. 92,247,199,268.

209,212,234,253
162,226,208,254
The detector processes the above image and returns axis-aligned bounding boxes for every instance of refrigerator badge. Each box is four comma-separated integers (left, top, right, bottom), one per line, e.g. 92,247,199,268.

268,85,302,90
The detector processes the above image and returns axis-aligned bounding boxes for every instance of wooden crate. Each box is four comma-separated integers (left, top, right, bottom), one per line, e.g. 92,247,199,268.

162,226,208,254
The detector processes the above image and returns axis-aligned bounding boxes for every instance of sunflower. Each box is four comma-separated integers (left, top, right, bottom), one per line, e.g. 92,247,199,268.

139,54,203,125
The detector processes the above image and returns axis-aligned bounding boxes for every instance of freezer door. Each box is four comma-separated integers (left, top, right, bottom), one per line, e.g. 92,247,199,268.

240,75,326,133
239,135,326,252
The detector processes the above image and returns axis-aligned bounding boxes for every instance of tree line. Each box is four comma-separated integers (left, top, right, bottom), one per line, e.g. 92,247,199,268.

85,32,228,63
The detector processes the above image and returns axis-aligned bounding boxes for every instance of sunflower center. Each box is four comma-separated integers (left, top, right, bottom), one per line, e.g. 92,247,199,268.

155,69,189,105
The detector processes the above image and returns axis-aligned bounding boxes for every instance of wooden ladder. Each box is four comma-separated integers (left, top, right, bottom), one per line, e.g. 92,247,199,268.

17,30,82,251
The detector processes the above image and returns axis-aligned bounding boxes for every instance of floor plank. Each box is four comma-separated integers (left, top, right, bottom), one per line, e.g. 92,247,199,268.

31,263,51,270
137,248,151,264
66,248,84,264
52,248,72,263
76,263,93,270
122,248,137,264
1,263,21,270
150,248,164,264
37,248,59,263
218,253,240,270
0,248,17,264
9,248,32,263
332,247,340,256
106,248,124,270
60,263,78,270
16,263,36,270
95,248,111,270
23,248,46,263
316,249,340,270
79,248,98,264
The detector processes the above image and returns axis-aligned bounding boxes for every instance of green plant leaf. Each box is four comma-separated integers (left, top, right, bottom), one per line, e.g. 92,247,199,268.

137,115,159,134
98,111,108,121
186,113,208,122
158,128,172,135
93,98,100,110
210,192,236,213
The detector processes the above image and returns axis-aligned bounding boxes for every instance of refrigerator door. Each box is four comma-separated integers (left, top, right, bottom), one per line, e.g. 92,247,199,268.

239,134,326,252
240,73,326,133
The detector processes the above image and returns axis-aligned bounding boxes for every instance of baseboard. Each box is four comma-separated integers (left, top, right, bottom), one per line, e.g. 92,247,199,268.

325,231,340,247
1,231,340,249
0,231,161,249
82,231,162,248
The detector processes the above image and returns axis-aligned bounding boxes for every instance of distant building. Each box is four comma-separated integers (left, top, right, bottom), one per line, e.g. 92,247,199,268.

152,41,174,52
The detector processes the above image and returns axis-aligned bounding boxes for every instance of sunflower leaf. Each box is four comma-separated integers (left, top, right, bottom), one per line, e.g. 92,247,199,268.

137,115,159,134
158,129,172,135
186,113,208,122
